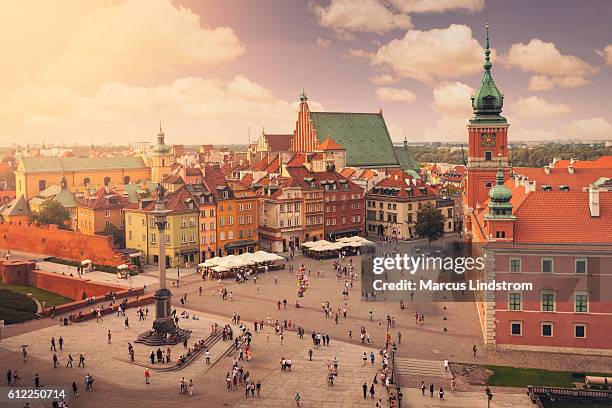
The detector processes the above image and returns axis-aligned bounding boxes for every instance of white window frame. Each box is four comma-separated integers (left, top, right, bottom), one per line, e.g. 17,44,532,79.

541,291,556,312
574,292,589,313
510,321,522,336
575,259,587,274
541,322,554,337
508,292,522,311
574,323,586,339
509,258,521,273
541,258,554,273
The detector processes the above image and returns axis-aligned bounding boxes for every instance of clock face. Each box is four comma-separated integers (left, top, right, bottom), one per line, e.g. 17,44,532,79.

481,133,496,147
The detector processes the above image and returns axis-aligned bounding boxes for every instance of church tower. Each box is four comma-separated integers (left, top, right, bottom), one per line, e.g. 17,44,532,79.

150,124,174,183
291,90,319,152
465,25,510,210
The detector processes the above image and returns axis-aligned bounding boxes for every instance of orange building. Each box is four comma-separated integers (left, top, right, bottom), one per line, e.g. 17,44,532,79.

76,188,129,235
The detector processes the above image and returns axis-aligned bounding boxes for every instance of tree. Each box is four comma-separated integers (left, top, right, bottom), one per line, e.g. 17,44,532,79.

102,223,125,249
415,203,445,245
30,200,70,228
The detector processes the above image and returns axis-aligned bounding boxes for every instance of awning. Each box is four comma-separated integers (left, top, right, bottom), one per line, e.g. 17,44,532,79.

224,240,257,249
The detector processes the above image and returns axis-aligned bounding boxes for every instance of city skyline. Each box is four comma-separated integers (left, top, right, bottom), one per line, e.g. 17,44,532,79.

1,0,611,146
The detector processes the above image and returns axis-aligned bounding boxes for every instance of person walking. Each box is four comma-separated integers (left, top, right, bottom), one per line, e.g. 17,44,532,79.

308,349,313,361
421,381,426,396
78,354,85,368
72,381,78,397
451,377,456,392
205,351,211,364
362,382,368,399
58,336,64,350
6,369,12,385
50,337,56,352
370,352,375,365
124,317,129,329
52,354,58,368
22,347,27,362
444,358,449,371
439,387,445,400
294,392,301,407
34,373,40,388
429,383,434,398
362,352,367,366
369,383,375,399
473,344,478,357
188,379,193,396
144,368,150,384
66,354,73,368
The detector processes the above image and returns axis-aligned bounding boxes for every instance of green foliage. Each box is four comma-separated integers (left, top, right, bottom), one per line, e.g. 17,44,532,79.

0,287,38,324
103,223,125,249
30,200,70,227
408,144,612,167
415,203,445,244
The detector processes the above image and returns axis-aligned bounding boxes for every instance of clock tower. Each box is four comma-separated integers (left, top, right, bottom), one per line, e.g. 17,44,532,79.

465,24,510,210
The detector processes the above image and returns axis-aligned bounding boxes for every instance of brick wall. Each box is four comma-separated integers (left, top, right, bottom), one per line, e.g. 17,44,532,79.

0,221,125,266
26,269,128,300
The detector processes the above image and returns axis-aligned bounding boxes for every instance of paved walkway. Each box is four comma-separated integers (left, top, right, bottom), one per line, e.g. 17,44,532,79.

399,388,532,407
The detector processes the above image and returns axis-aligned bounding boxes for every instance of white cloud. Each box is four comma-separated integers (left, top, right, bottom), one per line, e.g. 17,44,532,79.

565,117,612,139
370,74,400,85
511,127,557,141
375,87,417,103
504,39,597,89
316,37,332,48
310,0,412,36
596,45,612,66
389,0,484,13
432,82,474,117
512,96,570,118
1,76,324,144
362,24,485,83
40,0,245,88
423,116,468,142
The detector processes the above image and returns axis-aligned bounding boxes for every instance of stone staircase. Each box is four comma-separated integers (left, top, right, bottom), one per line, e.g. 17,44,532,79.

153,331,223,372
394,357,453,379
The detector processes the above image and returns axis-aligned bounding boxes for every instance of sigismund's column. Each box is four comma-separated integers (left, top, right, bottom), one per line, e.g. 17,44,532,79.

150,188,176,336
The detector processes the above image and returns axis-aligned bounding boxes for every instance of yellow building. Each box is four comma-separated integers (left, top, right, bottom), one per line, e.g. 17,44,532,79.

15,156,149,200
124,186,199,267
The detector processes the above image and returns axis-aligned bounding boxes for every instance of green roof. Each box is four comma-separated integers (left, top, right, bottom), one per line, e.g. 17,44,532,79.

393,143,419,173
20,156,146,173
30,184,76,208
1,195,30,217
470,25,506,125
310,112,399,168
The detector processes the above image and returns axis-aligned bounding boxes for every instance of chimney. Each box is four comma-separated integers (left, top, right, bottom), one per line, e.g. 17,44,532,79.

526,180,536,193
568,165,574,175
589,184,600,217
544,165,550,175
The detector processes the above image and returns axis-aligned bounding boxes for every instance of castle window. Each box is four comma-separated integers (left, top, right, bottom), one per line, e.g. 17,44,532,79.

484,151,493,161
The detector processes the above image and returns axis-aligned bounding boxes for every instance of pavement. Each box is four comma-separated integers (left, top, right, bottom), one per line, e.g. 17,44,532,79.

2,236,611,407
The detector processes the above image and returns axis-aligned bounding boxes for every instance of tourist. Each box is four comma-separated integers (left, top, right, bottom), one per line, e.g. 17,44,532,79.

294,392,301,407
6,369,12,386
473,344,478,357
72,381,78,396
107,330,112,344
52,354,58,368
50,337,56,351
421,381,426,395
429,383,434,398
444,358,449,371
362,382,368,399
308,348,313,361
369,383,375,399
34,373,40,388
58,336,63,350
205,350,211,364
22,347,27,362
144,368,150,384
439,387,445,399
66,354,73,368
451,377,456,391
189,379,194,396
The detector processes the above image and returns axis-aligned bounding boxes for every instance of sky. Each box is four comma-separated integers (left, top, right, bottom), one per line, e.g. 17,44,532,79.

0,0,611,147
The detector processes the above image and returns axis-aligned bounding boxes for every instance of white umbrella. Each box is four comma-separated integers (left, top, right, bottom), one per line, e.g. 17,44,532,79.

212,265,228,272
337,237,352,243
301,241,318,248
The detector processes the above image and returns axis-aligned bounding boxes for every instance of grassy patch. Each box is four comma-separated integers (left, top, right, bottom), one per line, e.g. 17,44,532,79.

483,365,612,388
0,282,72,308
45,257,138,275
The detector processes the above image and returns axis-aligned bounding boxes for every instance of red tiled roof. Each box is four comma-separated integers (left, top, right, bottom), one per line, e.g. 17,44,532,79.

185,168,202,177
552,156,612,169
162,174,184,184
318,137,344,151
286,153,307,168
139,186,198,212
512,167,612,191
264,156,280,173
513,191,612,244
264,134,293,152
368,170,435,199
240,173,253,187
202,166,233,200
340,168,356,179
78,189,130,210
254,155,270,171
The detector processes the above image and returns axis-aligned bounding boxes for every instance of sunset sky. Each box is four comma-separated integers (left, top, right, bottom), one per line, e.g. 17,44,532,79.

1,0,611,146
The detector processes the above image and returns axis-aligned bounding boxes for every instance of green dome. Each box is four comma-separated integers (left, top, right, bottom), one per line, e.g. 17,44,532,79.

488,183,512,203
470,24,506,124
151,126,172,155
